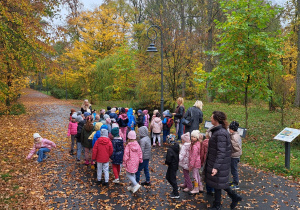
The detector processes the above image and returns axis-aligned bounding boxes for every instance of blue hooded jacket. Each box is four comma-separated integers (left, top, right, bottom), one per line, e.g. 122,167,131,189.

92,124,108,147
127,108,136,130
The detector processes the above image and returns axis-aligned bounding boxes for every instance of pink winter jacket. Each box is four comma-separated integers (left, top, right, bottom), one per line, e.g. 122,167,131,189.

143,110,150,128
123,141,143,173
150,117,163,134
179,142,191,170
26,139,56,159
67,121,78,136
189,141,201,169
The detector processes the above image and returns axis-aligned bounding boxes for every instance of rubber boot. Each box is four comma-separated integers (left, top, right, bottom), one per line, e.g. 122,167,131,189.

189,181,199,195
227,189,243,209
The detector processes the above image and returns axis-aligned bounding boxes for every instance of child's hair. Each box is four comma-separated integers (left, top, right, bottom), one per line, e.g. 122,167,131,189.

205,132,210,139
156,112,161,117
229,121,239,131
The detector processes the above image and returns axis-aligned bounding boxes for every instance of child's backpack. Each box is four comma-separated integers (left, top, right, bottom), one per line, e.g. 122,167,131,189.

166,117,174,128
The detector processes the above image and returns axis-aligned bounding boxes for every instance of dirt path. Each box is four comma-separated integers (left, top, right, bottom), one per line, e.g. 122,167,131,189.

21,89,300,209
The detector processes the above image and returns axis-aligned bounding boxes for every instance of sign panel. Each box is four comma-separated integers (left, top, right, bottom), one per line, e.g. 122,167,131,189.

274,127,300,143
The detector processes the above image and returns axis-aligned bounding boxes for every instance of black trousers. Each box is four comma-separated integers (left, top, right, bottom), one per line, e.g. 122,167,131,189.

166,167,178,196
214,187,235,204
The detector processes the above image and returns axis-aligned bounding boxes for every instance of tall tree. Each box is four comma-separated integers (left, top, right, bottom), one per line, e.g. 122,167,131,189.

209,0,284,128
295,0,300,106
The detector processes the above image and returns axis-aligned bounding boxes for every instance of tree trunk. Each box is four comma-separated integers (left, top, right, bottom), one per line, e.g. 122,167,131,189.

244,75,250,128
295,0,300,107
180,0,186,98
205,0,214,102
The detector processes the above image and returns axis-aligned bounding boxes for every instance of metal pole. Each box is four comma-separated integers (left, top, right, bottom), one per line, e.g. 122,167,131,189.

160,27,164,120
65,72,67,100
285,142,291,169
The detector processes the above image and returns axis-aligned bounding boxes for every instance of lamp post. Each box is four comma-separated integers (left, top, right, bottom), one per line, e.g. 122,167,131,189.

147,25,164,119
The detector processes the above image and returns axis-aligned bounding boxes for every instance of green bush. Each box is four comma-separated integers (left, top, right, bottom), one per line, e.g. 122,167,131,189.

50,88,66,99
9,103,26,115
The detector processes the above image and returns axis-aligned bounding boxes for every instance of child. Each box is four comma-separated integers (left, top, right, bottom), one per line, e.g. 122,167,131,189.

111,127,124,184
123,131,143,193
136,110,145,128
127,108,136,131
150,112,163,146
69,109,76,121
165,142,180,199
67,114,78,155
81,116,94,165
143,110,150,129
92,128,113,186
136,126,151,186
109,108,118,121
189,130,203,194
26,133,56,163
118,108,129,142
89,122,103,146
229,121,242,190
202,132,214,195
100,109,105,121
75,114,85,161
179,132,193,192
162,110,173,144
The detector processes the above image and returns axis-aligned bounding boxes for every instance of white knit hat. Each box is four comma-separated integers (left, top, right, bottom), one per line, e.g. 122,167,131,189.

33,133,41,139
191,130,202,140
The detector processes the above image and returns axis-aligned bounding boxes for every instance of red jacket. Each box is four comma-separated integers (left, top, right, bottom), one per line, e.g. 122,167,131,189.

92,137,113,163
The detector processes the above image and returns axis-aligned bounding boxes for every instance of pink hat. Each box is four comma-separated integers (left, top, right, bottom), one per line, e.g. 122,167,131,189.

181,132,191,143
127,130,136,140
106,117,111,124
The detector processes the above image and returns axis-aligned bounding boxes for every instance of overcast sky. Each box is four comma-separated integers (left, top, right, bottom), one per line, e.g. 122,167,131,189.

51,0,289,26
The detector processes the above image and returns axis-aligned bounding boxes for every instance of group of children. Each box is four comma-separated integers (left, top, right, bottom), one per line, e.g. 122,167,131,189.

26,99,242,201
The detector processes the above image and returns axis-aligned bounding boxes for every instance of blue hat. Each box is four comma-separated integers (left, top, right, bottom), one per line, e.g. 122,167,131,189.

100,124,108,130
138,110,142,114
84,112,91,117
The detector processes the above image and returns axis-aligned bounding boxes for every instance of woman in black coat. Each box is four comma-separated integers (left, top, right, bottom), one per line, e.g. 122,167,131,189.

205,111,242,210
183,100,203,134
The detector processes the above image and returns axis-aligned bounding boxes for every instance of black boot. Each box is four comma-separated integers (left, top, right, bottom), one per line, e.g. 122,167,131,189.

230,193,242,209
208,201,221,210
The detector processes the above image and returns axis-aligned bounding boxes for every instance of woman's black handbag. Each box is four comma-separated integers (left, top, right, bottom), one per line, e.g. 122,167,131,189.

182,109,193,126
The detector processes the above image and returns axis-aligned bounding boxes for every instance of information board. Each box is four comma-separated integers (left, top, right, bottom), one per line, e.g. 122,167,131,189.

274,127,300,143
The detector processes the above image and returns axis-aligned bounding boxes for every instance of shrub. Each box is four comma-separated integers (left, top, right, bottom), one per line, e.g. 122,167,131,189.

50,88,66,99
9,103,26,115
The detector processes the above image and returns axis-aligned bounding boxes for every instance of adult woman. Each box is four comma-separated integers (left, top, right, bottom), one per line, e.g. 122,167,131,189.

183,100,203,134
172,97,185,140
81,99,92,114
205,111,242,210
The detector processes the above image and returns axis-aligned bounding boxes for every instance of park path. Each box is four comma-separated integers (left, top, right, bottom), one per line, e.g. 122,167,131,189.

21,88,300,209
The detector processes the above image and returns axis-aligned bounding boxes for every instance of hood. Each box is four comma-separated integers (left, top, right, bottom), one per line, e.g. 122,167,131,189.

94,130,101,140
119,113,128,120
128,141,140,152
84,122,94,132
103,114,110,120
170,143,180,154
138,126,148,138
154,117,161,123
99,136,110,145
127,108,133,116
143,110,148,115
94,122,102,131
202,139,209,147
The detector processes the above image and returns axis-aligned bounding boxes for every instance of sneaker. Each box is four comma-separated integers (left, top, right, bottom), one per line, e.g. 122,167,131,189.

179,183,186,188
85,160,89,165
132,184,141,193
183,188,192,192
76,158,80,162
113,179,120,184
230,185,240,190
153,143,156,147
69,150,74,155
103,182,109,187
141,181,151,186
97,180,102,185
170,193,180,199
91,161,95,165
158,143,161,146
127,186,133,191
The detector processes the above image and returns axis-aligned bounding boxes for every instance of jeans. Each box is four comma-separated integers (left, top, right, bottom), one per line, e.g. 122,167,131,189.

70,135,76,151
135,159,150,183
177,119,184,140
97,162,109,182
127,172,138,186
206,183,215,193
77,142,83,160
214,187,235,204
37,148,50,162
166,167,178,196
163,129,170,143
231,158,240,185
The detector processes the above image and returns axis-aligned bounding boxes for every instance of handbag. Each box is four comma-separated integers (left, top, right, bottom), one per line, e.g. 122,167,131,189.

182,109,193,126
